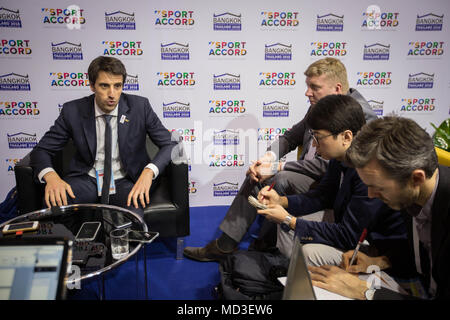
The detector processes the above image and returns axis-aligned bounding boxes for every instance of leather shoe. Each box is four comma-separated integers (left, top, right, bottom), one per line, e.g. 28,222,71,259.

183,239,235,262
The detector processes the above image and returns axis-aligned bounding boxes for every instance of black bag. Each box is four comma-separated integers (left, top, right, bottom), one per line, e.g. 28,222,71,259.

216,249,289,300
0,187,18,224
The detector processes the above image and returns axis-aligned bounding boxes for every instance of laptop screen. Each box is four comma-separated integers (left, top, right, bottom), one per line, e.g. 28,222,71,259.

0,239,70,300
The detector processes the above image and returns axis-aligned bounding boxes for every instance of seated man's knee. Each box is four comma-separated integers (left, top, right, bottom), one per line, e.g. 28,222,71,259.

271,171,292,193
302,243,324,266
302,243,343,267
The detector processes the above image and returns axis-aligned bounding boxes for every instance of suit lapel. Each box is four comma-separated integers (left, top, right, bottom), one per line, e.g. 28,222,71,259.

431,166,450,267
301,124,313,159
118,94,130,163
81,95,96,163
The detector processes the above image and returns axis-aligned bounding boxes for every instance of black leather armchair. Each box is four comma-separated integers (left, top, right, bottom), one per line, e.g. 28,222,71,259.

14,137,190,253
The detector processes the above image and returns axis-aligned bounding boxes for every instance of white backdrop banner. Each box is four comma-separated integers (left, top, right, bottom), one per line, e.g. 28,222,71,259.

1,0,449,206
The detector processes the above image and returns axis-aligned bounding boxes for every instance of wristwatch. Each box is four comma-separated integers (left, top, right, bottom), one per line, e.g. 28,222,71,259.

364,288,376,300
281,214,293,232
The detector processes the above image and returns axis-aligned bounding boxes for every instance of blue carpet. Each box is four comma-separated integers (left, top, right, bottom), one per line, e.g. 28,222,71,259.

68,205,262,300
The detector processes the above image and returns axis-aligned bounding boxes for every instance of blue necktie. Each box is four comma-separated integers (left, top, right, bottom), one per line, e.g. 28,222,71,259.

101,115,112,204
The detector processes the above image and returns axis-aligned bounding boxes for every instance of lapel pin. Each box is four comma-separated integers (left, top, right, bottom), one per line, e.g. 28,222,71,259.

120,115,126,124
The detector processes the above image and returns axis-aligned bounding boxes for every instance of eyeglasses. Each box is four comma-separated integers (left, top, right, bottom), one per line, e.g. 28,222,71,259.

309,129,334,147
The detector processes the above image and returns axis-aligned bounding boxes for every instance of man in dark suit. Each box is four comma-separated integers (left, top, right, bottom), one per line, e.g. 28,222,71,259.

184,57,377,262
30,56,177,216
308,117,450,300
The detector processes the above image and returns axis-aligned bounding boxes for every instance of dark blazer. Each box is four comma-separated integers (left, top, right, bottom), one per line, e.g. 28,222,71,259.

268,88,377,181
377,165,450,300
30,93,177,182
286,159,407,252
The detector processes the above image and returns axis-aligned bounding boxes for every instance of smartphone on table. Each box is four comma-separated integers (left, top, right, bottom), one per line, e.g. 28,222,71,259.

75,222,101,241
2,221,39,234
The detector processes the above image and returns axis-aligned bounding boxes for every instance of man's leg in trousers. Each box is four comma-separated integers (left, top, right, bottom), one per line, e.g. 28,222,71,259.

64,175,99,205
220,171,316,243
183,171,316,262
183,175,261,261
302,243,345,267
109,177,155,218
253,171,317,249
218,175,263,243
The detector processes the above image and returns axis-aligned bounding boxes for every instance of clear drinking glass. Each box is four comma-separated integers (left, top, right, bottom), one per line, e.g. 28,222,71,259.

110,229,129,260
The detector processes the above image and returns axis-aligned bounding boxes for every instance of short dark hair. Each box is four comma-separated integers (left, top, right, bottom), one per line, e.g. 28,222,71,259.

305,94,366,137
88,56,127,85
346,116,438,184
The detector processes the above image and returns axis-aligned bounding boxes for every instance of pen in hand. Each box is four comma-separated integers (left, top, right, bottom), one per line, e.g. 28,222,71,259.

347,228,368,271
261,181,275,201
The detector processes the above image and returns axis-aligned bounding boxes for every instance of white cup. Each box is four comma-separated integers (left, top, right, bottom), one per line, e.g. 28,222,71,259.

110,229,129,260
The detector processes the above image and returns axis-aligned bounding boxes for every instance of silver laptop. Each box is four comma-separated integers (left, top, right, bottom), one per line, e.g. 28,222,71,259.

282,236,316,300
0,238,71,300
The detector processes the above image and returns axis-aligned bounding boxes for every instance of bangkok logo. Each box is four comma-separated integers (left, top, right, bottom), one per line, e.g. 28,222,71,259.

105,11,135,30
213,12,241,31
415,13,443,31
161,43,189,60
263,101,289,117
213,182,239,197
316,13,344,31
51,41,82,60
265,43,292,60
163,101,190,118
7,132,37,149
368,100,384,116
363,43,390,60
213,73,240,90
0,73,30,91
407,72,434,89
213,129,240,145
123,74,139,91
0,8,22,28
310,42,347,57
